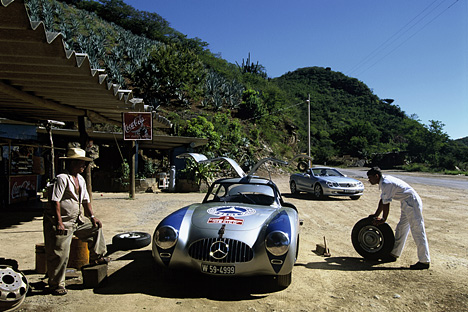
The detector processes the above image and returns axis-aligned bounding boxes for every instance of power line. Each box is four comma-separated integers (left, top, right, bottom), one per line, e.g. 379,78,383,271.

345,0,460,77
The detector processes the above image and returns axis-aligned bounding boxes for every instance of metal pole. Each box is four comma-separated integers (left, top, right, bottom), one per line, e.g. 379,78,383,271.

307,94,311,167
46,124,55,178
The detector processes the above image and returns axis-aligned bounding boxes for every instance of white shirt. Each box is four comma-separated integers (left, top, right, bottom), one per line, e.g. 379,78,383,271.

379,175,417,204
51,173,90,222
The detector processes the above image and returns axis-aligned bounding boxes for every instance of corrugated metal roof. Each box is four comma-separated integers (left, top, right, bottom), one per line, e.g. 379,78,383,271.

0,0,172,128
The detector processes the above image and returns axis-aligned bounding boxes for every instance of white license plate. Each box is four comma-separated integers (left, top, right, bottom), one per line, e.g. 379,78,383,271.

201,263,235,275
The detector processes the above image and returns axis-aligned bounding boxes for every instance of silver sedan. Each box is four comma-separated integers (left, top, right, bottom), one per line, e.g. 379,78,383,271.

290,167,364,200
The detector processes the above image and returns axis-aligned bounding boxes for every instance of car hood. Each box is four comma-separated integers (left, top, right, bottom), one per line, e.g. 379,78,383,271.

189,202,279,231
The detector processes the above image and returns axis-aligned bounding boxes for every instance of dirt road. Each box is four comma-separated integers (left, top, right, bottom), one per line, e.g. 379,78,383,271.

1,172,467,311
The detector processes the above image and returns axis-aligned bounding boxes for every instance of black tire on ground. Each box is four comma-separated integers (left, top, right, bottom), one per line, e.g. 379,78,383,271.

350,196,361,200
290,181,298,195
351,217,395,260
313,184,323,199
112,232,151,250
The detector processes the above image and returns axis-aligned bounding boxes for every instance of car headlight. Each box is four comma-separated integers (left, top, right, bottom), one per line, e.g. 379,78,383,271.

326,181,339,188
155,226,178,249
265,231,290,256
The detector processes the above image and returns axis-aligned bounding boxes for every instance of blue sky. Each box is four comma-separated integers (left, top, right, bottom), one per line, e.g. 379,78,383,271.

124,0,467,140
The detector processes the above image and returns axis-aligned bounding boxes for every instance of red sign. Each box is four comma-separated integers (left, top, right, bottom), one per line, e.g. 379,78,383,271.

9,175,37,204
207,216,244,225
122,112,152,140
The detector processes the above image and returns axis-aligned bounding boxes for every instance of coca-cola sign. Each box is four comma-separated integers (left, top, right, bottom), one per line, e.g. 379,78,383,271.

9,175,37,204
122,112,152,140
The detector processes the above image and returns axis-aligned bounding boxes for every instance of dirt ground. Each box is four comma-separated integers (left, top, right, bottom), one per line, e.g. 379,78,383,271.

1,169,468,312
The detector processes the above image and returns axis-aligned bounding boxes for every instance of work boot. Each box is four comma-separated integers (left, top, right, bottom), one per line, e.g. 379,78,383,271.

409,262,430,270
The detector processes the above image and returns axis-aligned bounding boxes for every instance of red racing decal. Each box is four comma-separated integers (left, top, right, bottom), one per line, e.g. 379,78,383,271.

208,215,244,225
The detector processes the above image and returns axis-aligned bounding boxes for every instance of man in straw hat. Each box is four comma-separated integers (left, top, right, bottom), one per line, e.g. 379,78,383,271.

43,147,109,295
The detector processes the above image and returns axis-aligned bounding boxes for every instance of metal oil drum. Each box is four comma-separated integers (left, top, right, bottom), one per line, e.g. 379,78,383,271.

67,237,89,269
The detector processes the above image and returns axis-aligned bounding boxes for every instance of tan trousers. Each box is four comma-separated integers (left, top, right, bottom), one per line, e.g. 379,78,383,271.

43,215,107,289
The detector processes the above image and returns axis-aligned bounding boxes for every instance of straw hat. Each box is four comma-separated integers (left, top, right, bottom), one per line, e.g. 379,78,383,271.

60,147,92,161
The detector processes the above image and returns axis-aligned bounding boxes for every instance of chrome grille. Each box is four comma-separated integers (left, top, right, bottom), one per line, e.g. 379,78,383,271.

188,238,253,263
339,182,356,187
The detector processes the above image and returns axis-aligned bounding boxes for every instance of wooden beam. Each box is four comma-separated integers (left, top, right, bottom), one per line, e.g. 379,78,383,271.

0,80,120,125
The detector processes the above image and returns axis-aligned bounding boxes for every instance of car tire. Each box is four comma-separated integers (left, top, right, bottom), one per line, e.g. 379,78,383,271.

313,184,323,199
351,217,395,260
112,232,151,250
297,161,308,172
275,272,292,288
350,196,361,200
290,181,299,195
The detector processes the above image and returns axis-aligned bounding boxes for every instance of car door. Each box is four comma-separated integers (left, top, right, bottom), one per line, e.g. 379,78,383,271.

296,169,315,191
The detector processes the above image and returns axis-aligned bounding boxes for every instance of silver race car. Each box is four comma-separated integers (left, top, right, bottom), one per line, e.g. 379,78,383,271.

290,167,364,200
152,154,311,288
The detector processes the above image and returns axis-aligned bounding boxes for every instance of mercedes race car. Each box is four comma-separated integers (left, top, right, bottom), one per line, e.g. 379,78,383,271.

152,154,312,288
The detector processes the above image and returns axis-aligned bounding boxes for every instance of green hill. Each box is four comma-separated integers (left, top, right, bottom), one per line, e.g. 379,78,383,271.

24,0,468,173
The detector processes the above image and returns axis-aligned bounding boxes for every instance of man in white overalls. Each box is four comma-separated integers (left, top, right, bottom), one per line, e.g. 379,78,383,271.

367,167,431,270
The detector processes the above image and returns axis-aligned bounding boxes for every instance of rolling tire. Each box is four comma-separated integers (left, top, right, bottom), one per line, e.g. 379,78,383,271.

290,181,299,195
313,184,323,199
112,232,151,250
351,217,395,260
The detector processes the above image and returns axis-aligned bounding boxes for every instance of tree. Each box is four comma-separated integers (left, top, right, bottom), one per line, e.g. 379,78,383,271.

237,89,265,120
131,44,206,107
333,121,380,158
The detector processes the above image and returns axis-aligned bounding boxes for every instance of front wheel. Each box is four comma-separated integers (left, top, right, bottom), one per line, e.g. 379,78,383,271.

275,272,292,288
313,184,323,199
290,181,299,195
351,217,395,260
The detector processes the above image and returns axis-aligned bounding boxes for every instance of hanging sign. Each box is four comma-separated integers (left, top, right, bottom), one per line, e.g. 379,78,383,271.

122,112,152,140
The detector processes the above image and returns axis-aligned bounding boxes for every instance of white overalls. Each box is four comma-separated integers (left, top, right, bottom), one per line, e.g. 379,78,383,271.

380,175,430,263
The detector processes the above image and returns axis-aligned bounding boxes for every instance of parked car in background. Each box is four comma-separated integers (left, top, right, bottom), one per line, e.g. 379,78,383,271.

290,167,364,200
152,154,306,288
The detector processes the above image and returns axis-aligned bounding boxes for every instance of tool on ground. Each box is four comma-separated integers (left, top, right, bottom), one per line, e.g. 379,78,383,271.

323,236,331,257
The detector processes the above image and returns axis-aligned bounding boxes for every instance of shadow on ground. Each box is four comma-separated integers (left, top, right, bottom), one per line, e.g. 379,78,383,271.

297,256,408,271
92,250,285,300
0,200,45,229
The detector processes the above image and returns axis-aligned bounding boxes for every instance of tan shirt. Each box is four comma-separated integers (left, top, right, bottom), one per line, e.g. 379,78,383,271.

50,173,90,223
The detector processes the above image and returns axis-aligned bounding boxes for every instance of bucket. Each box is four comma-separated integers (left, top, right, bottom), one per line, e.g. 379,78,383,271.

67,237,89,269
35,243,46,274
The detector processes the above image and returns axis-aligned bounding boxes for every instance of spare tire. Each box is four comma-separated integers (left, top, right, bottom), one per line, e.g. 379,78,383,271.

0,264,29,312
297,161,309,172
112,232,151,250
351,217,395,260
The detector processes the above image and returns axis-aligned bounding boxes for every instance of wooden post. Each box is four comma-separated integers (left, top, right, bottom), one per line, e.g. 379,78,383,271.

78,116,92,202
129,140,136,199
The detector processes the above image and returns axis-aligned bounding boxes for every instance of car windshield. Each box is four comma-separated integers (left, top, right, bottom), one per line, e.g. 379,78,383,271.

311,168,343,177
204,182,277,206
